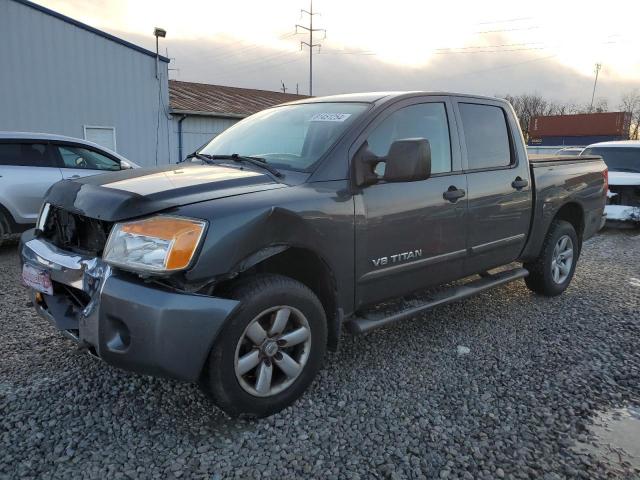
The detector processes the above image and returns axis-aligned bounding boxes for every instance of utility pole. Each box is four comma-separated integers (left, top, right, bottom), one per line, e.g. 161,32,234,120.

296,0,325,96
281,81,288,93
589,63,602,113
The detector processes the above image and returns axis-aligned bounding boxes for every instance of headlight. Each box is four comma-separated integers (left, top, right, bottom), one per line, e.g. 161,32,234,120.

103,216,206,273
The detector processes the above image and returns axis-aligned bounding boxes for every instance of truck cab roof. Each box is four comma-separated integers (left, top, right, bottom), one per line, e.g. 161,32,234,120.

282,91,507,106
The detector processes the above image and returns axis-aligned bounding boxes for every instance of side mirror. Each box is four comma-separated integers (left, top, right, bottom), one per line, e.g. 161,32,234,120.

353,138,431,187
120,160,134,170
383,138,431,183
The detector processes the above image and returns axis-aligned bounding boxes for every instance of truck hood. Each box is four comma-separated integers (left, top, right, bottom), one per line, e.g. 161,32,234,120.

608,171,640,186
45,163,287,222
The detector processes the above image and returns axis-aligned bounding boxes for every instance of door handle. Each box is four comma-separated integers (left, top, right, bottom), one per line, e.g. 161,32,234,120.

511,176,528,190
443,186,466,202
70,175,81,179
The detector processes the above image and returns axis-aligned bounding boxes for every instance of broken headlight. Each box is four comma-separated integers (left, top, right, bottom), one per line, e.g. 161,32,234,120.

103,216,206,273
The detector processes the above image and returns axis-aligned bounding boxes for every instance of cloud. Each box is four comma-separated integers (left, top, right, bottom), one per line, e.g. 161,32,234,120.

134,32,636,108
34,0,640,108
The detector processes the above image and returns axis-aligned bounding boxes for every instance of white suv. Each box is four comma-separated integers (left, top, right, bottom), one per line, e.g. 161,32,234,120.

0,132,137,241
581,140,640,224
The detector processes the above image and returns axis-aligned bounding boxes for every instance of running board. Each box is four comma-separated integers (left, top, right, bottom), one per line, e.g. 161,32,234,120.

346,267,529,334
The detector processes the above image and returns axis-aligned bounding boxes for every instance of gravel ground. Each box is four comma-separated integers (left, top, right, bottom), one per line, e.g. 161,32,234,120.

1,230,639,479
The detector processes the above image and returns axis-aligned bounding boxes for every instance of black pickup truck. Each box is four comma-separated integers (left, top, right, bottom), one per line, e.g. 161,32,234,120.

20,92,607,417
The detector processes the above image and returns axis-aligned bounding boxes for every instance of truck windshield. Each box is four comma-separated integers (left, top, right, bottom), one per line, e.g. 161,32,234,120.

199,102,369,171
582,147,640,173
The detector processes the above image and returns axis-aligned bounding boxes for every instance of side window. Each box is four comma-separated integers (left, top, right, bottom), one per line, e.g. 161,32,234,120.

57,146,120,171
0,143,52,167
367,103,452,174
459,103,512,169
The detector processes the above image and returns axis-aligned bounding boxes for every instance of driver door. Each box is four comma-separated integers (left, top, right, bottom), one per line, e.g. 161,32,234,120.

354,98,468,308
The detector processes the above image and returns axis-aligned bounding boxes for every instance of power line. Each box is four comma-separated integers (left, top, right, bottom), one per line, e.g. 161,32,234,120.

199,31,300,65
296,0,325,95
474,25,540,34
440,53,558,79
476,16,533,25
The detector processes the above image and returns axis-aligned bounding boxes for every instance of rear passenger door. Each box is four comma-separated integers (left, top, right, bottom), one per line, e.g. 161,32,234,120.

52,144,122,179
0,142,63,225
454,99,532,275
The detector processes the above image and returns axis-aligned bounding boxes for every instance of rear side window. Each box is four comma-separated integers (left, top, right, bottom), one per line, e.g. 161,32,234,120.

459,103,512,169
0,143,52,167
56,145,121,171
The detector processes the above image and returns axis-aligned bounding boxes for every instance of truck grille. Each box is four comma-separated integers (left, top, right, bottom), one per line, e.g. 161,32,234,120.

42,206,113,256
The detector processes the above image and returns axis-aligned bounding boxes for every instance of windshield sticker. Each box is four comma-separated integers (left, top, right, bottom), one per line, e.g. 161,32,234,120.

310,113,352,122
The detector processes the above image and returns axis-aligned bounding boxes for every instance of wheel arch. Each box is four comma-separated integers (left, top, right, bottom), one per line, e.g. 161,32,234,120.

521,200,586,262
217,245,342,352
553,202,585,240
0,201,20,233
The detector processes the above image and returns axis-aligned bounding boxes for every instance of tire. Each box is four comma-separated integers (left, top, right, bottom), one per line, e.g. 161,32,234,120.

524,220,580,296
202,274,327,418
0,211,10,249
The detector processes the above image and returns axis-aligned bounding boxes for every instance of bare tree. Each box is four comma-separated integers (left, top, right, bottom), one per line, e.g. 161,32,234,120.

503,93,558,140
619,90,640,140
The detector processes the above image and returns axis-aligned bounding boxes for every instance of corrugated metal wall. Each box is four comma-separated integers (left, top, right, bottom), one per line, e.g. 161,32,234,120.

0,0,172,167
172,115,239,162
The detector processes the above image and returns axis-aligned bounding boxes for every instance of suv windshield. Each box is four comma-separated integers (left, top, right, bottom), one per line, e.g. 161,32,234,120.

199,102,369,171
582,147,640,173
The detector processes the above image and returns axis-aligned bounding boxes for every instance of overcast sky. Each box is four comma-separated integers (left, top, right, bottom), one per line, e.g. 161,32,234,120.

38,0,640,106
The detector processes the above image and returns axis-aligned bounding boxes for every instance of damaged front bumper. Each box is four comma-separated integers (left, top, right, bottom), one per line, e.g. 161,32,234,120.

20,230,239,382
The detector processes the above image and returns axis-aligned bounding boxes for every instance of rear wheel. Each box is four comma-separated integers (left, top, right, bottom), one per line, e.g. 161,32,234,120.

202,274,327,418
524,220,579,296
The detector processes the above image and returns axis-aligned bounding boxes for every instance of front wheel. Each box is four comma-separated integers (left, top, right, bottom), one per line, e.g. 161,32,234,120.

202,274,327,418
524,220,580,296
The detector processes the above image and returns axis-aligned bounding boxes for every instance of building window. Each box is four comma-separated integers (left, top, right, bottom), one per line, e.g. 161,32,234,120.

83,126,117,152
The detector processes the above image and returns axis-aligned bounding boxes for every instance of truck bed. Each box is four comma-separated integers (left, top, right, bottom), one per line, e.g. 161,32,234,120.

520,154,607,262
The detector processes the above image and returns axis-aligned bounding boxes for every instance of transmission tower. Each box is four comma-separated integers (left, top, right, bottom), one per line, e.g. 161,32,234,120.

296,0,325,95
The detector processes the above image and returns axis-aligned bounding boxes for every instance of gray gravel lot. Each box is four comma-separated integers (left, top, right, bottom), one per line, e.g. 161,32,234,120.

1,230,639,479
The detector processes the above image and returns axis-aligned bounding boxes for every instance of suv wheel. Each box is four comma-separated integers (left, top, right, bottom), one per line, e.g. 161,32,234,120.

524,220,580,296
0,212,10,248
202,274,327,418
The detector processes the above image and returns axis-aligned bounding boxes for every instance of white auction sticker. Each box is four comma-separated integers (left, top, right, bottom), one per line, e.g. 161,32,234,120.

309,113,352,122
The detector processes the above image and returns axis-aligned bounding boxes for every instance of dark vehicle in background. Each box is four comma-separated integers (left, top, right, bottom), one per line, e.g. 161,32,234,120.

20,93,607,417
0,132,138,243
581,141,640,224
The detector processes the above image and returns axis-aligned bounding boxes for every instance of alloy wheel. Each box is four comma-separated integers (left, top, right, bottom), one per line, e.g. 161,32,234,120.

234,305,312,397
551,234,574,284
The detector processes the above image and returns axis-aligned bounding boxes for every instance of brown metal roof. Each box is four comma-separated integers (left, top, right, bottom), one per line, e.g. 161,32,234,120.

169,80,310,118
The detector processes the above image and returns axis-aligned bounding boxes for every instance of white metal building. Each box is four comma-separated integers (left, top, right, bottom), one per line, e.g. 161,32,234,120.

169,81,308,162
0,0,172,166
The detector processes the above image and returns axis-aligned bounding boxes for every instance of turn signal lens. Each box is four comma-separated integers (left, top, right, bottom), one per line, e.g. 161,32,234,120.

103,216,206,273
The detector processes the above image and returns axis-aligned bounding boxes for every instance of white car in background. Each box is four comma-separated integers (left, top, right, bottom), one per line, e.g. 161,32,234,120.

581,140,640,224
0,132,138,242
